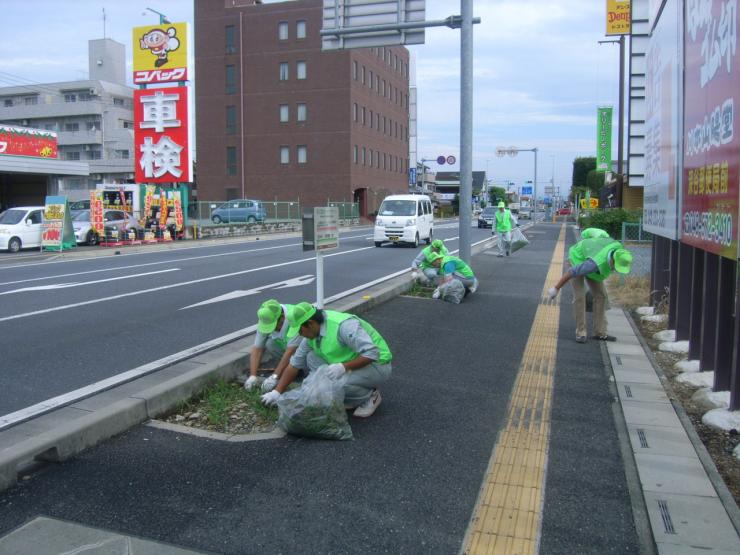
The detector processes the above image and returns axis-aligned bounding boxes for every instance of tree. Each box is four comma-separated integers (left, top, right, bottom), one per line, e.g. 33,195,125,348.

586,169,606,194
572,157,596,189
488,186,506,205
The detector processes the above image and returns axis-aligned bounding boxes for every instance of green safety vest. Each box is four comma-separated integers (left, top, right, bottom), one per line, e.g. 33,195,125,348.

308,310,392,365
439,255,475,278
420,244,449,268
495,210,512,232
569,238,623,281
580,227,609,239
272,303,297,350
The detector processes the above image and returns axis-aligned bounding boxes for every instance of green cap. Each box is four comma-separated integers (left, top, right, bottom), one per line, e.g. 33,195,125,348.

431,239,445,250
257,299,283,334
427,252,443,263
498,201,505,208
287,302,317,336
613,249,633,274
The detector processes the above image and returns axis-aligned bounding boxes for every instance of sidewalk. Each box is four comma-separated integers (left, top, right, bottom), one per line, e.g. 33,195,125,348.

0,223,737,554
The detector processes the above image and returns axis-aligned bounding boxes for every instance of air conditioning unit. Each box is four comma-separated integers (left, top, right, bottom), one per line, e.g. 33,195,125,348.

83,145,91,151
89,88,98,96
21,119,29,126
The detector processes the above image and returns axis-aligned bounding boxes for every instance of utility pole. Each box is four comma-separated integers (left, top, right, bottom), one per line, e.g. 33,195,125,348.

458,0,473,264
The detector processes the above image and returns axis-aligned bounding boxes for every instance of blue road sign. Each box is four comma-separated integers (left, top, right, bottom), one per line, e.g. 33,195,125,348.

521,186,533,195
409,167,417,185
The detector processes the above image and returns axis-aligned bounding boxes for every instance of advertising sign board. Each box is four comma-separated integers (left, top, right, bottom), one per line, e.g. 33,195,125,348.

0,125,57,159
90,190,104,234
681,0,740,259
132,22,188,84
606,0,631,35
597,106,613,171
314,206,339,251
42,196,75,251
643,0,680,239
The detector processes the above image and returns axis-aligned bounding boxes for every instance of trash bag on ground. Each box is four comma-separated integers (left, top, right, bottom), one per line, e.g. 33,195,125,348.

510,227,529,252
438,279,465,304
277,365,353,440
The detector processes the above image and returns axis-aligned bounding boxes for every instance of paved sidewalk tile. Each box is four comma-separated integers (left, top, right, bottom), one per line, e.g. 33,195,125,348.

626,424,697,457
621,400,683,428
0,517,204,555
608,342,649,356
615,381,671,404
635,453,718,497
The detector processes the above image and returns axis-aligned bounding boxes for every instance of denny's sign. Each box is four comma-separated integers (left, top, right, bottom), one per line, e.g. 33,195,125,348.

606,0,631,36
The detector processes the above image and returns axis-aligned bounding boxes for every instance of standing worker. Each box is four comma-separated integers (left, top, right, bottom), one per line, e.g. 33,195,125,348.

411,238,448,284
244,299,303,392
260,303,392,418
429,253,479,296
548,237,633,343
493,201,518,257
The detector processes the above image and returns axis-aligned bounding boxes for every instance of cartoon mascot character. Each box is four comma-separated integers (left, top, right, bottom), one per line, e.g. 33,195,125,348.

140,27,180,68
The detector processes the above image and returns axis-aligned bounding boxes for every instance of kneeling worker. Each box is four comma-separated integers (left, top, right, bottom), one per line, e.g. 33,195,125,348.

411,238,448,283
245,299,303,392
260,302,392,418
548,237,633,343
429,253,478,295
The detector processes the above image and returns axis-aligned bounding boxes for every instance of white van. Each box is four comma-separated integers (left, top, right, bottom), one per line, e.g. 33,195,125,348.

373,194,434,247
0,206,45,252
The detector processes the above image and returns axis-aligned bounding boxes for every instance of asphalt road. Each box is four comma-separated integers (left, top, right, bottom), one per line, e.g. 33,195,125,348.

0,221,494,417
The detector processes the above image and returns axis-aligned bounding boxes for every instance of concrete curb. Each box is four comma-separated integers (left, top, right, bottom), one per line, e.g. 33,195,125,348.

0,233,495,493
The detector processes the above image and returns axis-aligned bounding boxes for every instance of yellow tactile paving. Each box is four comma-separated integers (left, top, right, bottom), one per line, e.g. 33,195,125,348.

462,226,566,555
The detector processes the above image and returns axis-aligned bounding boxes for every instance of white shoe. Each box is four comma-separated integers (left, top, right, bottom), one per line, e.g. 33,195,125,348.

244,375,262,390
353,390,382,418
432,288,441,299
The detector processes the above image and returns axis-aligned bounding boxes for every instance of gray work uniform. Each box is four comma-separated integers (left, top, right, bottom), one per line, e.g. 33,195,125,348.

290,317,392,408
254,306,303,362
411,249,439,283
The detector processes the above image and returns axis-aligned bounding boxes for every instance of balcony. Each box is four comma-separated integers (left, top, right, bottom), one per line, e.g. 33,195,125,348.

58,130,102,145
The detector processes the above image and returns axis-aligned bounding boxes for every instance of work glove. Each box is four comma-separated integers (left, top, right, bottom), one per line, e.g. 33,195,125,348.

325,363,346,380
260,390,281,406
547,287,559,300
432,288,441,299
261,373,279,393
411,268,419,279
244,375,260,390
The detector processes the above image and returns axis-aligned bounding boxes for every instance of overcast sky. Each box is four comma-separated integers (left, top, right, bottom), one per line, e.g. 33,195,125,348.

0,0,620,197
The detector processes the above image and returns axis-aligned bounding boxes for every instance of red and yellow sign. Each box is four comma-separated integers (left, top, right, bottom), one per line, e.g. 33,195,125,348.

606,0,631,36
133,22,188,84
173,194,184,231
580,198,600,209
0,125,58,159
90,190,105,234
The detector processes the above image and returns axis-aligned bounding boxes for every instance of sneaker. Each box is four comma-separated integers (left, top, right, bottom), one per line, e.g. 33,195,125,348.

353,390,382,418
575,336,587,344
592,334,617,342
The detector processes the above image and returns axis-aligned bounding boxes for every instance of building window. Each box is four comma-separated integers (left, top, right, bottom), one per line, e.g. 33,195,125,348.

382,79,386,97
78,93,92,102
369,149,373,167
353,103,358,122
279,104,289,122
383,116,387,134
296,61,306,79
113,97,124,106
122,120,133,129
376,75,380,94
64,94,76,103
65,151,80,161
353,145,358,164
65,122,79,131
225,25,236,53
280,145,290,164
87,150,102,160
362,66,366,84
279,62,289,81
278,21,288,40
3,99,12,107
297,145,307,164
353,60,358,80
394,54,398,70
361,107,366,125
362,147,366,166
115,149,129,159
369,70,373,88
227,146,237,175
297,103,307,122
86,121,100,131
226,105,237,134
377,152,380,169
296,20,306,39
226,64,236,94
376,113,380,130
369,110,373,129
24,96,38,105
383,152,387,170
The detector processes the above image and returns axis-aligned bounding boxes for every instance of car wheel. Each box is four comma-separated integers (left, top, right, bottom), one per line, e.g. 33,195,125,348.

412,233,419,248
374,241,382,247
212,215,222,224
7,237,21,253
426,229,432,244
477,223,481,228
247,216,256,223
87,231,98,246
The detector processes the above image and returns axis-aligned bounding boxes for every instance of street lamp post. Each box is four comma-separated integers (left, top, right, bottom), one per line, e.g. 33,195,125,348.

496,146,538,221
598,36,625,207
143,7,170,24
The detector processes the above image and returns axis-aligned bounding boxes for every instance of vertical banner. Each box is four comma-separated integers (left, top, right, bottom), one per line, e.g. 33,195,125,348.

143,185,155,223
597,106,613,171
42,196,75,251
682,0,740,259
606,0,631,35
159,192,169,229
134,86,191,183
90,190,104,234
173,191,184,231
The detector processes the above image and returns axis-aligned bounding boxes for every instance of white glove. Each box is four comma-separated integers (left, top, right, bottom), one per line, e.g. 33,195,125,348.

411,270,419,279
432,288,441,299
325,363,346,380
244,375,260,390
260,390,281,406
548,287,559,299
261,373,279,392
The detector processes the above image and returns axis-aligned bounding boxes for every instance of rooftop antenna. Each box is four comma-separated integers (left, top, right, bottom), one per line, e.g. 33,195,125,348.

102,7,106,38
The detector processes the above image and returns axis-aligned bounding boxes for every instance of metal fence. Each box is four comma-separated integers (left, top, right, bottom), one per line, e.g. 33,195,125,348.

621,220,653,243
190,200,303,225
327,201,359,220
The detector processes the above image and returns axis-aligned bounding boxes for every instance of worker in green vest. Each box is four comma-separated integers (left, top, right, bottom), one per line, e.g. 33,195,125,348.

260,302,392,418
494,201,518,257
580,227,610,239
429,253,479,296
411,238,448,283
245,299,303,392
548,237,633,343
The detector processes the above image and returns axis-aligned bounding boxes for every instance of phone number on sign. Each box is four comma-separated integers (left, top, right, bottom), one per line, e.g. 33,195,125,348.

682,211,734,247
643,208,666,228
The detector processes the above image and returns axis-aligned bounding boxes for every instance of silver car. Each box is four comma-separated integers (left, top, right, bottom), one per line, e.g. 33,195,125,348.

73,210,142,245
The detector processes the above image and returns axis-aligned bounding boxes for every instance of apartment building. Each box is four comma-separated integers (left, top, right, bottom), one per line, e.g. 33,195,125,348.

194,0,410,217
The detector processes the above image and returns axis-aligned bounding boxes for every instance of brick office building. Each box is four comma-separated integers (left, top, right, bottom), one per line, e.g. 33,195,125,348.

194,0,411,218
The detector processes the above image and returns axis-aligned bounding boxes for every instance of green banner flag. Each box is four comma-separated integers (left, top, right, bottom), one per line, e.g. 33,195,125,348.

596,106,613,171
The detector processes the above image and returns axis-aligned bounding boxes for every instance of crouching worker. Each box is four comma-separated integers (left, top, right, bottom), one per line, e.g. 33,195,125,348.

244,299,303,392
260,302,392,418
548,237,633,343
411,238,448,283
429,253,479,296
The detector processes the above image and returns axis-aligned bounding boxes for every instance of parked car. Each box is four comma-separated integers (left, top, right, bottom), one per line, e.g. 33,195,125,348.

0,206,45,252
73,209,142,245
69,199,90,213
556,207,572,216
477,207,496,228
211,199,266,224
373,194,433,247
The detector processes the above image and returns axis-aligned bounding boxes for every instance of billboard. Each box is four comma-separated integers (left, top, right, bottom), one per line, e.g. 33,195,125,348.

0,125,57,159
606,0,631,35
596,106,613,171
681,0,740,259
134,87,190,183
133,22,188,84
643,0,680,239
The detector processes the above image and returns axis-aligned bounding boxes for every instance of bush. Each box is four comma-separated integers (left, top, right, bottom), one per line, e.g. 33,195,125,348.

579,208,640,239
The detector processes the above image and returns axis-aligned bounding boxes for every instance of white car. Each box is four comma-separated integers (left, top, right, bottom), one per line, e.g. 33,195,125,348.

373,194,434,247
73,209,142,245
0,206,45,252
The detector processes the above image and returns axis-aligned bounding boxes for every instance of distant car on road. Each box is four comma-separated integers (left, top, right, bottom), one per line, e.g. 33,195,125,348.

0,206,45,252
477,207,496,228
73,209,142,245
556,207,572,216
211,199,266,224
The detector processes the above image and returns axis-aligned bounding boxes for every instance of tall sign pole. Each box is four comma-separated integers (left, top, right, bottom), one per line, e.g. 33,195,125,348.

459,0,473,263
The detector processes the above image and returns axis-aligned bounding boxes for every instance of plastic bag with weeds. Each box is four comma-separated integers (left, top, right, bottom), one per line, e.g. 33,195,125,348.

438,279,465,304
277,365,353,440
510,227,529,252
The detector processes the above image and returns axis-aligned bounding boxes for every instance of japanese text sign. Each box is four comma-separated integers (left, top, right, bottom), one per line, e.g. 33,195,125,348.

597,106,613,171
314,207,339,251
0,125,57,159
90,190,104,234
134,87,190,183
606,0,631,35
133,22,188,84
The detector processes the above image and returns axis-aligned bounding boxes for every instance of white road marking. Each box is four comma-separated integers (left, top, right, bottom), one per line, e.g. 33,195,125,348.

0,269,180,295
181,274,315,309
